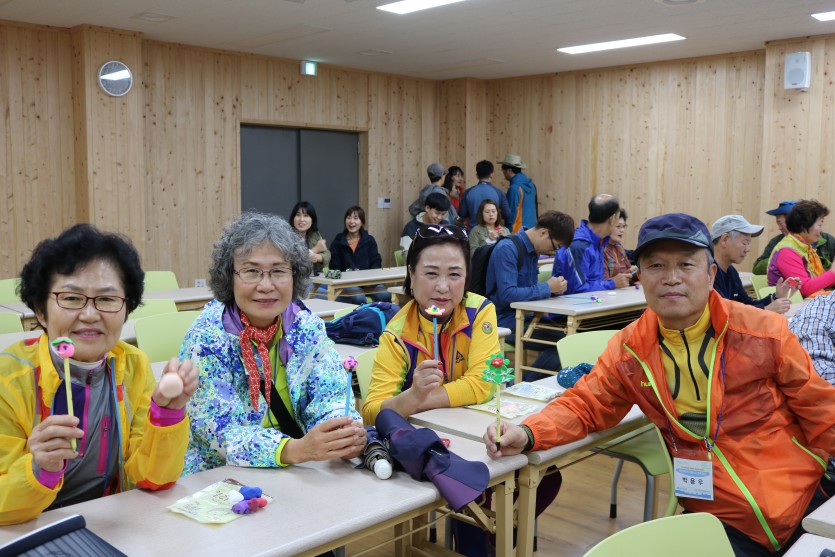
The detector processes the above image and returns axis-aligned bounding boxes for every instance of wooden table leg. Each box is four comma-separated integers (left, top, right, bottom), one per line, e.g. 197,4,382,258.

514,309,525,383
515,465,541,557
494,476,515,557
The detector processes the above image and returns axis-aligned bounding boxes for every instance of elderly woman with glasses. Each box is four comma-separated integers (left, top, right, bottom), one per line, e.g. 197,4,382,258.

0,224,196,525
603,208,636,282
362,223,561,556
181,211,366,475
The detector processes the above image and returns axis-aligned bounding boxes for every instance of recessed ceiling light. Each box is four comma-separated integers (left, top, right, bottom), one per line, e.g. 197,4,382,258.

557,33,686,55
357,49,392,56
131,11,176,23
377,0,467,15
812,10,835,22
655,0,704,5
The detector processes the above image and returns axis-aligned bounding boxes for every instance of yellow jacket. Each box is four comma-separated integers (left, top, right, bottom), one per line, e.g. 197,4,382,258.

0,336,190,524
362,294,498,423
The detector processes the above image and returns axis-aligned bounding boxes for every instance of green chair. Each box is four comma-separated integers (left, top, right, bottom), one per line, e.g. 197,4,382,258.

143,271,179,292
0,313,23,333
583,512,733,557
0,278,21,304
537,268,551,283
394,250,406,267
331,305,357,320
130,299,178,320
750,274,769,299
557,330,678,522
758,286,803,304
134,311,201,362
355,347,377,404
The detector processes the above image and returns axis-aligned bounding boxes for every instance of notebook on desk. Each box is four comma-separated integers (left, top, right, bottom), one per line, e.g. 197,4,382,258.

0,514,126,557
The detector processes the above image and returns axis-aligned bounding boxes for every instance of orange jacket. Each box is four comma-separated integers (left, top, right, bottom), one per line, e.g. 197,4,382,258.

524,291,835,551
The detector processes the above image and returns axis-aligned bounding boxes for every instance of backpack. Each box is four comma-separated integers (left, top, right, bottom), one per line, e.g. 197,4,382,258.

469,235,525,297
325,301,400,346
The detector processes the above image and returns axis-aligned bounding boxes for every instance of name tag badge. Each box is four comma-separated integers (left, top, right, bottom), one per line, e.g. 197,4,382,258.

673,457,714,501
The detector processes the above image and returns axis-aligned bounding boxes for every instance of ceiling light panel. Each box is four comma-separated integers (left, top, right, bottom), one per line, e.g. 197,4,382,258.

557,33,686,54
377,0,467,16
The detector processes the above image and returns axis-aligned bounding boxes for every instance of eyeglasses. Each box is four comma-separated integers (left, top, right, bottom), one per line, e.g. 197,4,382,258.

549,236,559,251
234,267,293,285
415,224,468,241
52,292,126,313
616,224,628,230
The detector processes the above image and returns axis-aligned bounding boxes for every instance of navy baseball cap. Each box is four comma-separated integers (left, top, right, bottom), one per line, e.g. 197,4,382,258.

376,409,488,511
765,201,797,216
633,213,713,260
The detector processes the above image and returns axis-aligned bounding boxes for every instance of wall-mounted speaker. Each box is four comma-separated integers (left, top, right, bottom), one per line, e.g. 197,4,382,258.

784,52,811,90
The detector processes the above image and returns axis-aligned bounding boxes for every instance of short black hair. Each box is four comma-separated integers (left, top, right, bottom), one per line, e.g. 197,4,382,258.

476,160,494,181
18,223,144,321
536,211,576,246
424,192,451,212
588,194,621,224
619,208,628,221
403,224,470,301
344,206,366,229
786,199,830,234
290,201,319,235
501,165,522,175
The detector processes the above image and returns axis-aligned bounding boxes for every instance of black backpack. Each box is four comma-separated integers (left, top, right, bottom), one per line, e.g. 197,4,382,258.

324,302,400,346
469,235,525,297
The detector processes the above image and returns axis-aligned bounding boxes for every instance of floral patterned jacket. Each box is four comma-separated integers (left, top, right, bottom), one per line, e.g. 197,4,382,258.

181,299,360,474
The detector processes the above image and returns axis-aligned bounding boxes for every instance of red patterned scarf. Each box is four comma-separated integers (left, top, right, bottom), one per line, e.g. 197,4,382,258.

239,313,279,411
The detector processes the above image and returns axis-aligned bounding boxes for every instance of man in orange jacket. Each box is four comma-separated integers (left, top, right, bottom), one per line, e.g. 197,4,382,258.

485,213,835,556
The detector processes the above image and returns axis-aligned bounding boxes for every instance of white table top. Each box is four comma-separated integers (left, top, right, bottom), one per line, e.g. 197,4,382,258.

738,271,754,289
510,285,647,316
311,267,407,286
0,300,33,318
0,461,439,557
783,533,835,556
803,493,835,539
538,257,554,267
303,298,357,318
144,286,214,304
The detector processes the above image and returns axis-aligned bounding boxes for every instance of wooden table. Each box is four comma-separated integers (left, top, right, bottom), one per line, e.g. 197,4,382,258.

310,267,407,301
411,376,652,557
803,494,835,540
783,533,835,556
510,286,647,381
302,298,357,320
145,286,214,311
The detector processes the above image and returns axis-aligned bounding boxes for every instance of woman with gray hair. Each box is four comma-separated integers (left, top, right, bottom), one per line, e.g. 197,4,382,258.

181,211,366,474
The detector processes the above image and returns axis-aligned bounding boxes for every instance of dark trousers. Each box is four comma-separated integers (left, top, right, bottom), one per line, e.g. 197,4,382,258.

452,468,563,556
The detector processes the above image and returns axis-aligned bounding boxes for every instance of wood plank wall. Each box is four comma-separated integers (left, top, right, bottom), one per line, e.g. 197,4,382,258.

2,19,835,284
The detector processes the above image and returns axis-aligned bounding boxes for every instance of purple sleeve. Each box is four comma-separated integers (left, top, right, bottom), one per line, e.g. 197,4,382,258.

775,249,835,297
149,399,186,427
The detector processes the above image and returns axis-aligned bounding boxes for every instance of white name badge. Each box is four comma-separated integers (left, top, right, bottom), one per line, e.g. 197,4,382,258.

673,457,714,501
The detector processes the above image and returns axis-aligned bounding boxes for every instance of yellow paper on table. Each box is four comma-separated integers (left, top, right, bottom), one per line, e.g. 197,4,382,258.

168,478,273,524
467,399,540,420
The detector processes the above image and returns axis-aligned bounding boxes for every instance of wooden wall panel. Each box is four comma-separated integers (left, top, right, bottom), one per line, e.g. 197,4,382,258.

486,53,766,257
0,24,75,276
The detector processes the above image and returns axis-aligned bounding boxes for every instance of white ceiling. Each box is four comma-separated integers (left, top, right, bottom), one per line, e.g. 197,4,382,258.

2,0,835,79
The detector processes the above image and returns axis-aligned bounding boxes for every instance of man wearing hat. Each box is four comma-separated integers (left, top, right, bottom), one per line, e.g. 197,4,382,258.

408,162,457,222
752,200,835,274
498,153,538,233
486,213,835,556
711,214,792,314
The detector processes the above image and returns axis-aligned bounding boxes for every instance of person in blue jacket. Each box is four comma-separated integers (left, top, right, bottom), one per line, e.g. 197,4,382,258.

499,153,538,233
458,160,512,230
552,194,632,294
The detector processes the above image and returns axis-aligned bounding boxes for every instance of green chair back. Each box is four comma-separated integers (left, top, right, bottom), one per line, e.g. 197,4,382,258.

758,286,803,304
583,512,733,557
134,311,201,362
355,348,377,404
0,313,23,333
0,278,21,304
537,268,551,284
394,250,406,267
556,330,619,367
130,299,178,320
750,274,769,298
144,271,179,292
332,306,357,320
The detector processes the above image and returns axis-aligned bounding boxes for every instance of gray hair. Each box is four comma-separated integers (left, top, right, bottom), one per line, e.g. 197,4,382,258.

209,211,313,305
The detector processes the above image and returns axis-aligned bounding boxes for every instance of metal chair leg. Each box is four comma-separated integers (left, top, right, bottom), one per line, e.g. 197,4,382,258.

609,458,625,518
